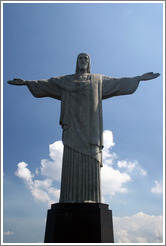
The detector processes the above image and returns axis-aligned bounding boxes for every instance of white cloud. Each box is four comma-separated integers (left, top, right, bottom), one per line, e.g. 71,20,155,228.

31,188,50,203
15,141,63,206
3,231,14,236
114,212,163,243
103,130,115,149
151,180,163,194
101,165,131,196
139,168,147,176
36,141,63,181
49,140,63,161
102,130,117,166
102,131,133,197
117,160,147,176
15,162,34,183
33,179,52,189
15,162,60,207
101,130,147,198
15,142,63,207
117,160,136,172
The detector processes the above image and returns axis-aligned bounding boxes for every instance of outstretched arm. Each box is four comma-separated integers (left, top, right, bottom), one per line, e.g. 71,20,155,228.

102,72,160,99
8,77,61,100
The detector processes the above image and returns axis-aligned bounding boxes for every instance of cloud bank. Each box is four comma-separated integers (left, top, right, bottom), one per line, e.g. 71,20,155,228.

15,162,60,206
101,130,147,197
114,212,163,243
36,141,63,181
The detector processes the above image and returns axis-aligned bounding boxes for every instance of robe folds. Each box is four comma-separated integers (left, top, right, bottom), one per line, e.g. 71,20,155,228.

27,73,139,203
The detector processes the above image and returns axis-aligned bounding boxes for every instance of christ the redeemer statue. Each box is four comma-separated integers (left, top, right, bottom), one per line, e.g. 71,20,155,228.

8,53,160,204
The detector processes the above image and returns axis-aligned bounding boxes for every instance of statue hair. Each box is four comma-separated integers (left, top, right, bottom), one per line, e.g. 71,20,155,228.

75,53,91,74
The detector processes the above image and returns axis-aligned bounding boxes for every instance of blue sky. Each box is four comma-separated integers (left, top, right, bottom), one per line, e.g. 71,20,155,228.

2,1,164,244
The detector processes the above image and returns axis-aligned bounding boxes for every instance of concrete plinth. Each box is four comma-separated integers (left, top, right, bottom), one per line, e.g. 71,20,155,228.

44,203,114,243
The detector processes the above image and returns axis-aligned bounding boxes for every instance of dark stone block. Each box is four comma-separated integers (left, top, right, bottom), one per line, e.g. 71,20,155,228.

44,203,114,243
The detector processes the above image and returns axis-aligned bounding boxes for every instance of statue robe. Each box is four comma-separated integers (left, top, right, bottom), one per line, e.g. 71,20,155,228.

27,74,139,203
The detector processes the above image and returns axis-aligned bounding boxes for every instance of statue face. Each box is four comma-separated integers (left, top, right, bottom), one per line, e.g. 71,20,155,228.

77,54,89,72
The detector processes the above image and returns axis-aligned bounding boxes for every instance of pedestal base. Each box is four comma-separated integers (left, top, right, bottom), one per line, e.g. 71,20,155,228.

44,203,114,243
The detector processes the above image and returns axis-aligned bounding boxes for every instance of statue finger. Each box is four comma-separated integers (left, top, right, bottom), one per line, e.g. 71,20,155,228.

7,80,14,84
153,73,160,78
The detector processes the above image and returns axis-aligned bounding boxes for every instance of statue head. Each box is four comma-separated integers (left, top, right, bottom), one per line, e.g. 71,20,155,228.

75,53,91,74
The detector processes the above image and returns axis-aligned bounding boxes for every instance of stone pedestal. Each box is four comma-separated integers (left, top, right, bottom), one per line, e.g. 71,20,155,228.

44,203,114,243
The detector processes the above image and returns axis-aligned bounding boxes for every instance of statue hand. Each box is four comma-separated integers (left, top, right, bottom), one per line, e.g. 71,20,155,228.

7,78,27,86
139,72,160,81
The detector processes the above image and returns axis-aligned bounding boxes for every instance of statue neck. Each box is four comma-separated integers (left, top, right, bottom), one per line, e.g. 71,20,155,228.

78,68,88,75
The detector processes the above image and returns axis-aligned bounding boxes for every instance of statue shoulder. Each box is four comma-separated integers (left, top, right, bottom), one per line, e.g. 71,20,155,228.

50,74,75,82
90,74,105,81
